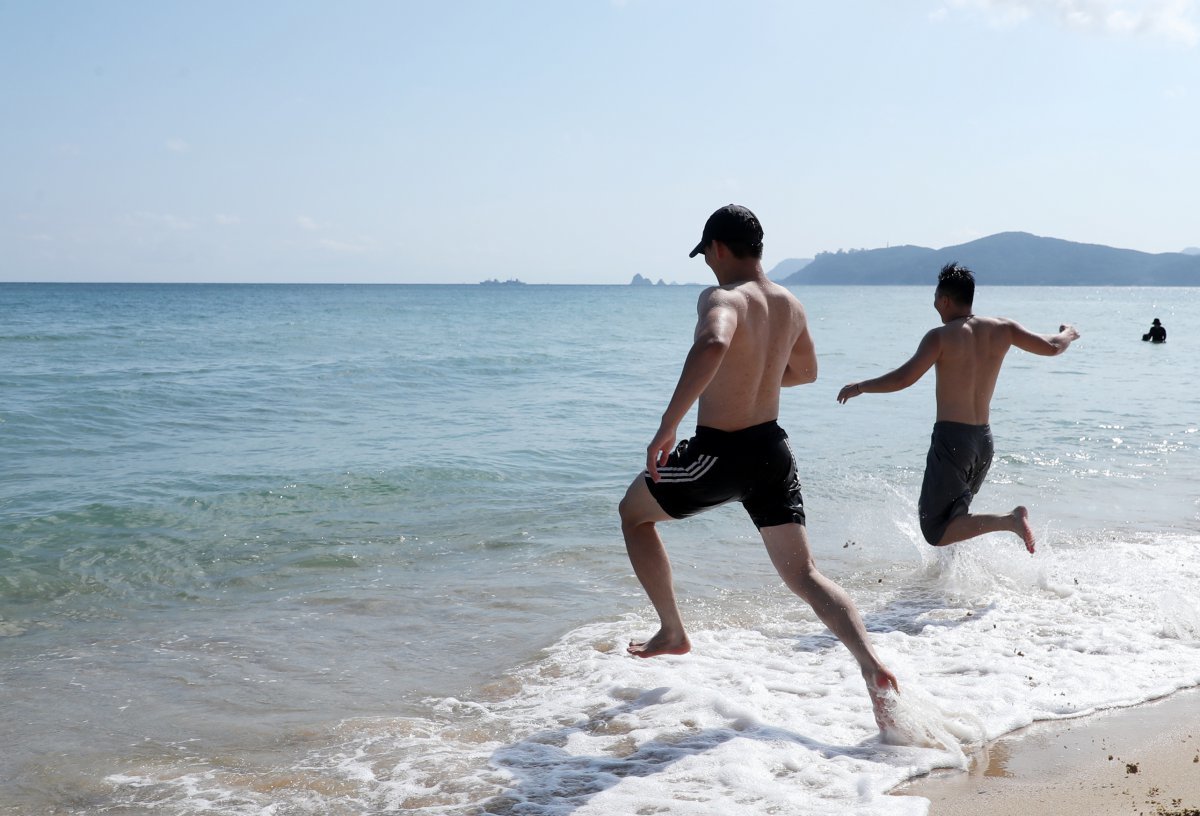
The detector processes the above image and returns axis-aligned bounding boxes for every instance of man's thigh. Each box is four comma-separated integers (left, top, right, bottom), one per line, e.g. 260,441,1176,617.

620,475,674,526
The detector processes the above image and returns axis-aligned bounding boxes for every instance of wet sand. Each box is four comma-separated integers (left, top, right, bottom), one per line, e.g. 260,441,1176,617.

894,686,1200,816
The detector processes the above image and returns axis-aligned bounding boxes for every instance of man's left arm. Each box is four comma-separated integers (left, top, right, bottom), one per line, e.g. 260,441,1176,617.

781,315,817,387
1010,321,1079,356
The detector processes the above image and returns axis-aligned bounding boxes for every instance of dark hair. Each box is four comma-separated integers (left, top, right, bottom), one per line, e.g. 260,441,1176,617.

937,262,975,307
722,239,764,260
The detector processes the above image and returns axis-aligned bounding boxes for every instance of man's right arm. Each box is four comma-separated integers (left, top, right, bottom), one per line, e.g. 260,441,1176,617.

646,289,737,480
837,329,940,404
1009,321,1079,356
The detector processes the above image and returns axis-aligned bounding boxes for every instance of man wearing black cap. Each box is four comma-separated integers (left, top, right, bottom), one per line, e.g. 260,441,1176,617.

618,204,899,725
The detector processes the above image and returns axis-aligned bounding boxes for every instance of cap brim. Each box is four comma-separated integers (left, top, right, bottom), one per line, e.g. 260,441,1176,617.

688,240,704,258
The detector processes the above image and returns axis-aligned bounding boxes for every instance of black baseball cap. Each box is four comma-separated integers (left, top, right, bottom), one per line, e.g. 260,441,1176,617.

689,204,764,258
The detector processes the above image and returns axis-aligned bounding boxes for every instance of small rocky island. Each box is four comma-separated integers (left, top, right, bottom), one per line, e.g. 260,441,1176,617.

630,274,678,286
480,278,526,286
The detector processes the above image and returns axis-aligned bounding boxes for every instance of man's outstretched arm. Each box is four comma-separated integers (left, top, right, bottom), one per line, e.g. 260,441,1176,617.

837,329,940,404
1010,322,1079,356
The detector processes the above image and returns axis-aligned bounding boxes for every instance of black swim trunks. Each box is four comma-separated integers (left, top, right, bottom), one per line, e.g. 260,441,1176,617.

918,421,994,545
644,420,806,529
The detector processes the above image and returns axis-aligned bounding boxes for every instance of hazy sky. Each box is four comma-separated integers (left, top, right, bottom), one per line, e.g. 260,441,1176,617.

3,1,1197,284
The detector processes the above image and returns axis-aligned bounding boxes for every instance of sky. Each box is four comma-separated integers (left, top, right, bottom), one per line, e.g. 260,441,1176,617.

2,0,1198,284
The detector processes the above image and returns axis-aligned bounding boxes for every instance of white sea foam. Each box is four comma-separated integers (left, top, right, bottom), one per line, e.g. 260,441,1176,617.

104,531,1200,815
384,532,1200,814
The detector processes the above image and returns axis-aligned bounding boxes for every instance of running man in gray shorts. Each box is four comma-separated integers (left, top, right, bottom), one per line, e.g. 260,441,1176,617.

838,262,1078,553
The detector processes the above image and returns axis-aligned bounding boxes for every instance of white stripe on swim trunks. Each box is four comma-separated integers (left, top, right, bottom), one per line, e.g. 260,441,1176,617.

655,454,718,483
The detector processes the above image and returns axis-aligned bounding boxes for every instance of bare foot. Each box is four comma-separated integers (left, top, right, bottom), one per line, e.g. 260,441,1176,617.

862,667,900,731
1013,506,1035,554
627,630,691,658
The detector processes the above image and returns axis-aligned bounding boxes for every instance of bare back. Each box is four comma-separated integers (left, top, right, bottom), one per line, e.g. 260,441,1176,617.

841,311,1076,423
932,316,1014,424
696,280,809,430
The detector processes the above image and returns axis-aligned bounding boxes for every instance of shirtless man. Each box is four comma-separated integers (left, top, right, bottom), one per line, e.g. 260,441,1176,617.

618,204,899,715
836,262,1079,553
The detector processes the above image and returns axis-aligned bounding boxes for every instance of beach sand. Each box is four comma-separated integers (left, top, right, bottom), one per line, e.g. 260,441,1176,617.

893,686,1200,816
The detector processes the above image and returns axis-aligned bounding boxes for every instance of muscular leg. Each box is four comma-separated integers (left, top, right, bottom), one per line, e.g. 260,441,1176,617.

619,476,691,657
760,523,900,724
937,506,1035,553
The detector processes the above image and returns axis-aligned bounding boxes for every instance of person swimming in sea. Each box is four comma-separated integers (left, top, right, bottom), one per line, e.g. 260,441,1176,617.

1142,318,1166,343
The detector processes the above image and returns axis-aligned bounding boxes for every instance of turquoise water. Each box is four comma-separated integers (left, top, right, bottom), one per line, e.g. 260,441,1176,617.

2,283,1197,814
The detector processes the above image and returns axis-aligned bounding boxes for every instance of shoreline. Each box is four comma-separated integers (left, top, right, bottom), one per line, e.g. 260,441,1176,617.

893,686,1200,815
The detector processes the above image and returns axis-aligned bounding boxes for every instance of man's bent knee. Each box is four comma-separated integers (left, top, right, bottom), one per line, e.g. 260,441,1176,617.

919,515,947,546
619,476,671,529
779,562,825,599
618,494,645,529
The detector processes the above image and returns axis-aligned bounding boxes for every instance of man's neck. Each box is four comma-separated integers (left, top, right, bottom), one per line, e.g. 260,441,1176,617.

941,308,973,324
715,262,765,286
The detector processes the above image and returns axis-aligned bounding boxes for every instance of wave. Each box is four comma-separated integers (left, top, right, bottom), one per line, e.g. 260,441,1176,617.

95,529,1200,815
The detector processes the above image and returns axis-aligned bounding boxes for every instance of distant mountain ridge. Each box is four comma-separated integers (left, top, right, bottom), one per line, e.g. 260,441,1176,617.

767,257,813,281
781,232,1200,286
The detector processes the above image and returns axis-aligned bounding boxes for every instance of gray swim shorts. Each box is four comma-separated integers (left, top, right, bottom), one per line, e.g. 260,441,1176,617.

918,421,994,545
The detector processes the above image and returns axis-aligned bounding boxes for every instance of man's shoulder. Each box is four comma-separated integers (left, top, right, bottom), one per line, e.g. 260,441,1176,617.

695,285,745,319
979,316,1018,339
701,280,800,316
703,281,764,304
947,315,1012,333
698,284,738,304
760,279,802,306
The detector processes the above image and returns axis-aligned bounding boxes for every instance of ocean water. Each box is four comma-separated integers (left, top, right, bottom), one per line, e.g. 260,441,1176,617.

2,282,1197,815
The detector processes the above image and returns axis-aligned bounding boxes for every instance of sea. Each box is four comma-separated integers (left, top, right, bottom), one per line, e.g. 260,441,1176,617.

2,282,1197,815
